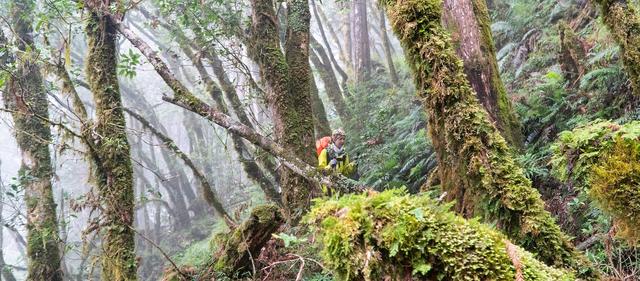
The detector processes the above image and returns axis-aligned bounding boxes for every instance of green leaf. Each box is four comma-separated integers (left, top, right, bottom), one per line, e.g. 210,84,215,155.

412,262,432,275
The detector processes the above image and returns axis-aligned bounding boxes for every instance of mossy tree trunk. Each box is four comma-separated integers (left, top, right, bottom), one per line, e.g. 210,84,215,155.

592,0,640,96
250,0,317,223
441,0,523,148
558,21,586,85
380,0,597,278
84,4,137,280
3,1,63,280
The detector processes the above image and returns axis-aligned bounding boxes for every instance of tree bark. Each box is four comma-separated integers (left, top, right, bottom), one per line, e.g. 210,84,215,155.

309,74,332,137
84,4,136,279
310,36,350,120
311,0,349,85
352,0,371,82
380,0,597,278
250,0,318,223
378,8,399,86
592,0,640,96
441,0,523,148
3,1,63,279
212,205,284,276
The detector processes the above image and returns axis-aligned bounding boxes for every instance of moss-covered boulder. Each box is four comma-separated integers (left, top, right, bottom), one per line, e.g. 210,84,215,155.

552,120,640,242
305,189,575,280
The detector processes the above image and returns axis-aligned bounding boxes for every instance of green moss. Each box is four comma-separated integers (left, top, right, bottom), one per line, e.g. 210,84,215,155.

212,204,284,276
379,0,596,277
552,120,640,243
85,7,137,280
250,0,317,223
5,0,63,279
305,189,574,280
594,0,640,96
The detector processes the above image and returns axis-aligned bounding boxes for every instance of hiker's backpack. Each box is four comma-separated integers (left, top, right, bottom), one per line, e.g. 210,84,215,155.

316,136,332,156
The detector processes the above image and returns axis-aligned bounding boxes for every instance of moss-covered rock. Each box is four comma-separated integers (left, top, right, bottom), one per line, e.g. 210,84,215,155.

305,189,574,280
552,120,640,243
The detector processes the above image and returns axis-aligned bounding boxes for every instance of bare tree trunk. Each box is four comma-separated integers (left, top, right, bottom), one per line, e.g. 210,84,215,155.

311,0,348,84
3,1,63,279
441,0,523,148
352,0,371,82
310,37,350,120
344,2,353,69
380,0,597,278
378,7,399,86
84,4,136,279
309,72,332,137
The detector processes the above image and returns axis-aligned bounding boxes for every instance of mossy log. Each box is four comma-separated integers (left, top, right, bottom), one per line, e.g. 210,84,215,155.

212,205,284,276
379,0,597,277
306,190,574,281
593,0,640,96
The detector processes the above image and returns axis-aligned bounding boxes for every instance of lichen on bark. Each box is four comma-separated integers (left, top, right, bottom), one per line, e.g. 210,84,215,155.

85,6,137,280
379,0,597,277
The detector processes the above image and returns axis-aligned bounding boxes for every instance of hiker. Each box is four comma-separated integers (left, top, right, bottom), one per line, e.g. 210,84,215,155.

318,128,357,178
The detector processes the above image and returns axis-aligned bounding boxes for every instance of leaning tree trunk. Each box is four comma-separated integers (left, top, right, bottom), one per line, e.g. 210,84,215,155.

352,0,371,82
378,8,400,86
592,0,640,96
250,0,317,223
311,37,351,120
441,0,523,148
3,1,63,279
84,5,137,280
380,0,597,278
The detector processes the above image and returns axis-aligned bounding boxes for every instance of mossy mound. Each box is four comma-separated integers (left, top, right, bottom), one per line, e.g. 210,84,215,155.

552,120,640,242
305,189,574,280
